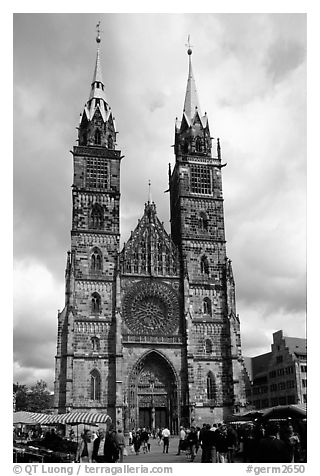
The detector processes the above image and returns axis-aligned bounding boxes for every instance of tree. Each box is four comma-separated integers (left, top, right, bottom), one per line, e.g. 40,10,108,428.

13,383,28,411
13,380,53,413
27,380,52,412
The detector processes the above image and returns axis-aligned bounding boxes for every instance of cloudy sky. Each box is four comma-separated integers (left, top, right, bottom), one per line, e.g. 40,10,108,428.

13,13,306,391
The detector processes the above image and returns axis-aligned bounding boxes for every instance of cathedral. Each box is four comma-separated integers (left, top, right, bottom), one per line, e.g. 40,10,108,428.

54,31,248,432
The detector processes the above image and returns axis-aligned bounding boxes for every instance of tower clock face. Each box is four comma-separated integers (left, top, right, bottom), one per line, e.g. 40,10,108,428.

122,281,179,334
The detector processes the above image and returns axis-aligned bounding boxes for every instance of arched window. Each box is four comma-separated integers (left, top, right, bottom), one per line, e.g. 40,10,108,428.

195,137,202,152
108,135,113,149
90,369,101,400
91,336,100,352
91,292,101,314
203,297,212,316
94,129,101,145
199,212,208,231
90,203,104,229
91,247,103,273
183,140,189,154
205,338,213,354
200,255,209,275
207,372,216,400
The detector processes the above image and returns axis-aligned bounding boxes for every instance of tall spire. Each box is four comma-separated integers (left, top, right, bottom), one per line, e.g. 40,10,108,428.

183,36,201,120
89,21,106,102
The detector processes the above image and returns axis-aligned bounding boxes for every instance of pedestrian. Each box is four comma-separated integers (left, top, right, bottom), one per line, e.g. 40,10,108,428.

215,424,229,462
201,424,216,463
162,427,170,454
115,428,126,462
104,428,120,463
186,426,198,461
76,429,94,463
132,430,141,455
176,426,186,455
282,424,301,463
92,429,106,463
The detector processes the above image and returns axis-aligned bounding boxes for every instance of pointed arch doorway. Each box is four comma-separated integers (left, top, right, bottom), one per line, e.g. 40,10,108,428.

127,351,179,434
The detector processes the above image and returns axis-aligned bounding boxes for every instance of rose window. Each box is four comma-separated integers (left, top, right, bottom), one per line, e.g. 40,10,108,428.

122,281,179,334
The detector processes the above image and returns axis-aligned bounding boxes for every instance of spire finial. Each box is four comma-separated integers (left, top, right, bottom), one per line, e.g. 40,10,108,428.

186,34,193,55
96,21,101,44
148,179,152,203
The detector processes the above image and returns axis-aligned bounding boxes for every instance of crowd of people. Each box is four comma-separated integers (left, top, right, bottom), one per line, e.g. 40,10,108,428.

174,419,306,463
48,418,306,464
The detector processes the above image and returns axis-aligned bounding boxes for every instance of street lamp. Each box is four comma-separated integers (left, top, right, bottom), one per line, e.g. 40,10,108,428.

149,377,155,431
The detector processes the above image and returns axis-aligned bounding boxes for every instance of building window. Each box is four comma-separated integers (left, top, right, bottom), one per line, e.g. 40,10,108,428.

203,297,212,316
190,165,212,194
279,396,286,405
91,247,103,272
87,158,109,189
261,399,269,408
91,292,101,314
302,379,307,388
301,365,307,373
270,384,277,392
303,394,307,403
269,370,276,378
287,395,295,404
271,398,278,406
276,355,283,364
277,368,285,376
94,128,101,145
204,339,213,354
90,369,101,400
199,212,209,231
206,372,216,400
278,382,286,390
91,336,100,352
200,255,209,275
90,203,104,229
195,137,202,153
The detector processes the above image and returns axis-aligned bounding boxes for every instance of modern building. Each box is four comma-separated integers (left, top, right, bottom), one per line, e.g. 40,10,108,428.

54,31,248,431
247,330,307,409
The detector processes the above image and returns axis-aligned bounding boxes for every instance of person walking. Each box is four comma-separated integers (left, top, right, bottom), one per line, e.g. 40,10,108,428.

162,427,170,454
92,429,107,463
76,429,94,463
186,426,198,462
115,428,126,462
104,429,120,463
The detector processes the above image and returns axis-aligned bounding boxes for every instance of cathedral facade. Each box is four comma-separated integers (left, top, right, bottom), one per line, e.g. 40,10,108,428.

54,34,248,432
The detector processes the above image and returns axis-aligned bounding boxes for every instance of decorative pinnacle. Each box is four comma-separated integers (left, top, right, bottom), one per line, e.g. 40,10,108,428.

186,34,193,55
148,179,152,203
96,21,101,43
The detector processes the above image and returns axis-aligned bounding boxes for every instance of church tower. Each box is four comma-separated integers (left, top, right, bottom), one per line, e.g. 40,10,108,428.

169,44,247,422
54,29,122,418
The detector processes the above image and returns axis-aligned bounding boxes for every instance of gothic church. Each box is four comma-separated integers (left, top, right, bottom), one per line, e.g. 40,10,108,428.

54,32,248,432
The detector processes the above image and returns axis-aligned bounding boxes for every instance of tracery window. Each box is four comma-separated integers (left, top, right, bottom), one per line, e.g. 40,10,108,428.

91,247,103,273
195,137,202,152
91,292,101,314
90,369,101,400
90,203,104,229
203,297,212,316
200,255,209,275
207,371,216,400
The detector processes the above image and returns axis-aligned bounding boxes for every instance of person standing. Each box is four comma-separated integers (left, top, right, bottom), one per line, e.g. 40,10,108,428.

256,422,291,463
162,427,170,454
76,429,94,463
186,426,198,462
176,426,186,455
104,429,120,463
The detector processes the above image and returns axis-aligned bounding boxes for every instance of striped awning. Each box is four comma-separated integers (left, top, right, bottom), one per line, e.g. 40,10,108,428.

13,412,53,425
48,411,111,425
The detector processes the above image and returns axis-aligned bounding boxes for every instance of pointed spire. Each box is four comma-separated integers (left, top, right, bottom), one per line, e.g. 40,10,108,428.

183,36,201,120
91,22,104,85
